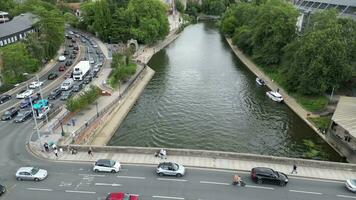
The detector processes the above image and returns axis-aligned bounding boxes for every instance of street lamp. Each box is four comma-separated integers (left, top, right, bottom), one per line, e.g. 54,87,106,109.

95,101,99,117
28,84,44,151
60,121,65,137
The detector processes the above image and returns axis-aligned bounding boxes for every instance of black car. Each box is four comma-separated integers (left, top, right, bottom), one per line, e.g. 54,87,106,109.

48,72,58,80
66,35,72,39
48,87,62,100
73,46,79,51
83,76,92,84
65,60,73,66
251,167,288,186
69,54,76,59
63,50,69,55
72,50,78,54
14,109,33,123
1,107,19,121
0,94,11,104
0,184,6,196
72,84,82,92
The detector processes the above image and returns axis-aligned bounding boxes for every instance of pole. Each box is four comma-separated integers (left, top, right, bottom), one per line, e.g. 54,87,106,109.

95,101,99,117
60,121,65,136
330,86,335,102
28,84,44,151
36,75,51,132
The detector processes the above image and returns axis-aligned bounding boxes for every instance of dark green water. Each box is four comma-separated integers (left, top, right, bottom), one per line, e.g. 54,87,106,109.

109,22,342,161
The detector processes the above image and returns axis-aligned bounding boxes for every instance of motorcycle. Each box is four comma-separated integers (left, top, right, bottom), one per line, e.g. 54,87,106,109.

232,174,246,187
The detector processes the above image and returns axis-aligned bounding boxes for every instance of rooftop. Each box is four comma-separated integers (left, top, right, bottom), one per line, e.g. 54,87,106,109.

0,13,38,38
332,96,356,138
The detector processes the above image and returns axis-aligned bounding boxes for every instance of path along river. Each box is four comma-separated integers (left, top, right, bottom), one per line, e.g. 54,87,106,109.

109,22,342,161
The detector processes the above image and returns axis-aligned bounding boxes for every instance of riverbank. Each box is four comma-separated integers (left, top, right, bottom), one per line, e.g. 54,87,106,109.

225,38,344,158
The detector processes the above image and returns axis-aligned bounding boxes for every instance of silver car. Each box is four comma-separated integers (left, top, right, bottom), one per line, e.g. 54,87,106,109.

346,179,356,193
16,167,48,181
156,162,185,177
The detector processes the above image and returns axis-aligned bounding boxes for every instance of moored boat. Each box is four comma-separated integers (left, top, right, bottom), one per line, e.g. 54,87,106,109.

266,91,283,102
256,77,266,86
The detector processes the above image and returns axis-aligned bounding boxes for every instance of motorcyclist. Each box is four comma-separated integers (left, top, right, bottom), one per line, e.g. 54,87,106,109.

232,174,241,185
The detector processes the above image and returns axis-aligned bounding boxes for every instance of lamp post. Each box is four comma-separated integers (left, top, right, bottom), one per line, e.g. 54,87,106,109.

28,84,44,151
60,121,65,137
36,74,51,133
95,101,99,117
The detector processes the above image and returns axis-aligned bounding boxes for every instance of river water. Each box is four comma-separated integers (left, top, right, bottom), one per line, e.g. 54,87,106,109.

109,22,342,161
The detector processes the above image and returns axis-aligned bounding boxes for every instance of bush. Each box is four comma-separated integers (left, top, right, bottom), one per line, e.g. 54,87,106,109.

108,53,137,88
66,85,101,112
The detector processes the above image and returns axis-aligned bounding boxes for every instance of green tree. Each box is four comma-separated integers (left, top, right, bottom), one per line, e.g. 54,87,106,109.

0,0,16,12
64,12,79,27
175,0,184,13
93,0,112,41
201,0,227,16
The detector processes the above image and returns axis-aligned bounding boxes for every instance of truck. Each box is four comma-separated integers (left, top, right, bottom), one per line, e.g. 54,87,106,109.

72,61,90,81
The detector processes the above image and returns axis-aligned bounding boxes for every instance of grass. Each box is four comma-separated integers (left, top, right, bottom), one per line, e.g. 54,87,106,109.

308,116,331,130
292,94,328,112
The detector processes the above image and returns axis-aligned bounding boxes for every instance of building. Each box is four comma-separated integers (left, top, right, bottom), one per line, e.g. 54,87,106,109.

0,13,38,47
327,96,356,163
0,11,10,23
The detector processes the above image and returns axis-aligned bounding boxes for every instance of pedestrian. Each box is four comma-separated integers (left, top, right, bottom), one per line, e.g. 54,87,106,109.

88,147,93,157
44,142,49,152
277,88,280,93
54,148,58,158
291,164,297,174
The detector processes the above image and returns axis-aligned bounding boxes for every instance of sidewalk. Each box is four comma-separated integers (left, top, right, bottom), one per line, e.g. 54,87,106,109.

29,145,356,181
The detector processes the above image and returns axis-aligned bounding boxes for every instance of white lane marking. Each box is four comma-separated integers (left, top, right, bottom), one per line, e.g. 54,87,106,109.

337,195,356,199
78,174,105,177
289,190,322,195
245,185,274,190
152,195,185,200
26,188,53,191
65,190,96,194
157,178,188,182
95,183,121,187
117,175,146,179
199,181,230,185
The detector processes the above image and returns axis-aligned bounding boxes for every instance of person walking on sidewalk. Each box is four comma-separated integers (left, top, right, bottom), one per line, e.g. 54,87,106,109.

291,164,297,174
88,147,93,157
54,149,58,158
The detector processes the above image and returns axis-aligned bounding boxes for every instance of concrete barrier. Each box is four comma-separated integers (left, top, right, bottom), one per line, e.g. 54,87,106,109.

60,145,356,171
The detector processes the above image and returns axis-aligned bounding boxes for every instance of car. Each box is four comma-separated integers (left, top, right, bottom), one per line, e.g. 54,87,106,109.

71,38,76,43
93,159,121,173
251,167,288,186
89,58,95,64
1,107,20,121
72,84,82,92
81,38,86,43
66,35,72,39
65,60,73,66
68,31,74,35
96,50,101,55
19,96,38,108
59,65,66,71
106,192,140,200
73,46,79,50
68,43,73,48
60,90,73,101
64,71,73,79
75,34,80,38
83,76,92,84
0,94,11,104
63,50,69,55
72,50,78,54
16,167,48,181
346,179,356,192
69,54,76,59
48,87,62,100
14,109,33,123
93,44,98,48
48,72,58,80
0,184,6,196
87,49,93,53
58,55,66,62
16,89,34,99
93,65,100,73
28,81,44,89
156,162,185,177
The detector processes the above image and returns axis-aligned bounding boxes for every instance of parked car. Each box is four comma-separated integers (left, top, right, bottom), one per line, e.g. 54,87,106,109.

19,96,38,108
14,109,33,123
83,76,92,84
48,72,58,80
156,162,185,177
16,89,34,99
106,192,140,200
72,84,82,92
28,81,44,89
59,65,66,72
65,60,73,66
93,159,121,173
58,55,66,62
60,90,73,101
0,94,11,104
16,167,48,181
251,167,288,186
1,107,20,121
346,179,356,193
0,184,6,196
48,87,62,100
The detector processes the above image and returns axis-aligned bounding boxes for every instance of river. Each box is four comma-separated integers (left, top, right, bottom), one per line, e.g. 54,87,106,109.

108,22,342,161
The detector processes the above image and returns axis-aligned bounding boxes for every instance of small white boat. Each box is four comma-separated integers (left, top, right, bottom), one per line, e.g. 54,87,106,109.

256,77,266,86
266,91,283,102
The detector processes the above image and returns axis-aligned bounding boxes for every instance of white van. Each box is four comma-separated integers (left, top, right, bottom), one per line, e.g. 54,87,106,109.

61,78,74,91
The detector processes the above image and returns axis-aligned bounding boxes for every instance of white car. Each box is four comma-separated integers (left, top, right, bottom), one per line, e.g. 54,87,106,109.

156,162,186,177
58,55,66,62
16,167,48,181
346,179,356,192
89,58,95,64
28,81,43,89
93,159,121,173
16,89,34,99
93,44,98,48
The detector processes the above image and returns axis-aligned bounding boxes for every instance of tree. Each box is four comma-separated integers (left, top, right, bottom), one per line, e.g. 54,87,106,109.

201,0,227,16
93,0,112,41
175,0,184,13
0,0,16,12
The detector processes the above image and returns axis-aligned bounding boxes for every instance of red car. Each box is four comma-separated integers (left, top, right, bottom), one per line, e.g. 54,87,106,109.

59,65,66,71
106,192,140,200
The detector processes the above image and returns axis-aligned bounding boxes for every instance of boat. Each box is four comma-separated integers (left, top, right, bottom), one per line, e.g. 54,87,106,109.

256,77,266,86
266,91,283,102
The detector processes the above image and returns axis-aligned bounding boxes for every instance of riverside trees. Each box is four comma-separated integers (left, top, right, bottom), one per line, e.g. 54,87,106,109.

220,1,356,98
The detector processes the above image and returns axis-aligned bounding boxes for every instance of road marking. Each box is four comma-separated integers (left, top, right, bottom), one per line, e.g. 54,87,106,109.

289,190,322,195
26,188,53,192
157,178,188,182
117,175,146,179
78,173,105,177
199,181,230,185
65,190,96,194
152,195,185,200
245,185,274,190
95,183,121,187
337,195,356,199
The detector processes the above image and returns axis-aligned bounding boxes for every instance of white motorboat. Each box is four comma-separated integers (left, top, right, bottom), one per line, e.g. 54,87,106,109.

266,91,283,102
256,77,266,86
